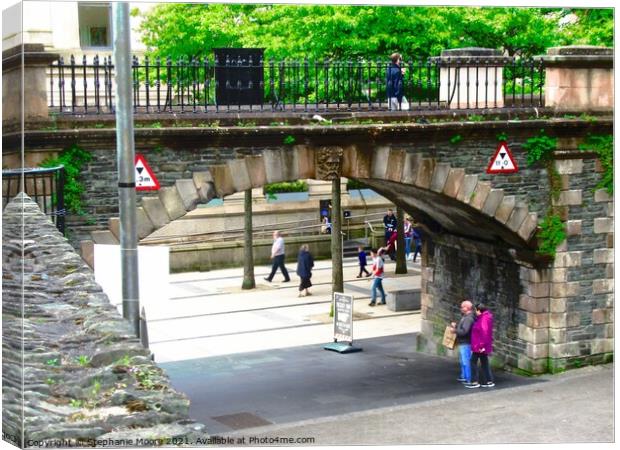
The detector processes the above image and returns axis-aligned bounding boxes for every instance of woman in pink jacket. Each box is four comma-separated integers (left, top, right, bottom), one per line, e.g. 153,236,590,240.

466,303,495,388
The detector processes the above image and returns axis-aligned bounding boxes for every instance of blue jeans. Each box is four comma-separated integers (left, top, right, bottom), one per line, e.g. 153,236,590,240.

458,343,472,382
370,277,386,304
404,237,412,257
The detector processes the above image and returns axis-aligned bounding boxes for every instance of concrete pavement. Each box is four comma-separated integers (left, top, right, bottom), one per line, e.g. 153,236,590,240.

149,258,614,446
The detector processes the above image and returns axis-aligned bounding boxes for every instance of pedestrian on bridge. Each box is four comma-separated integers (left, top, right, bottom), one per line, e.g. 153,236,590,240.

450,300,475,386
264,230,291,283
387,53,406,111
296,244,314,297
468,303,495,389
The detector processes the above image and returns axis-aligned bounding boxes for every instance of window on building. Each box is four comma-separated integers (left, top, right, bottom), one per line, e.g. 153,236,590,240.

78,3,112,48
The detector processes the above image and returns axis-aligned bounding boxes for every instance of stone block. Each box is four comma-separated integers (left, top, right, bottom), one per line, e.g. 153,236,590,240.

605,294,614,308
525,312,549,329
605,263,614,278
469,181,491,209
371,146,391,180
592,308,613,324
158,186,186,221
607,233,613,248
91,230,119,245
549,342,580,358
594,217,613,234
227,159,252,193
591,338,614,354
527,281,550,298
386,148,407,182
517,355,547,375
593,249,614,264
422,267,434,282
566,312,581,328
494,195,516,224
552,190,582,206
526,343,548,359
442,168,465,198
414,158,436,189
550,281,580,298
80,240,95,269
420,318,435,337
518,324,549,344
594,189,612,202
141,197,170,229
593,279,614,294
108,217,120,240
553,251,582,268
401,153,422,185
555,239,568,252
192,170,216,202
265,148,295,183
520,267,550,283
517,212,538,241
456,174,478,203
519,294,549,313
210,165,235,197
550,312,567,329
549,298,567,313
560,175,570,190
566,220,582,236
604,324,614,338
175,179,200,211
243,155,267,189
556,205,569,221
554,159,583,174
550,268,567,283
420,292,434,308
294,145,315,179
505,202,528,233
387,289,421,312
549,328,566,344
136,207,155,239
607,202,613,218
429,163,451,193
481,189,504,217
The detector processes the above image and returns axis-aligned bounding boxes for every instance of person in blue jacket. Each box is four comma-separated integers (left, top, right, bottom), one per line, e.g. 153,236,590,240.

386,52,405,110
296,244,314,297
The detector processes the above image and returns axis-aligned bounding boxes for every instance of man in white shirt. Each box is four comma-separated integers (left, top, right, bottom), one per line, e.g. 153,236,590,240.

264,230,291,283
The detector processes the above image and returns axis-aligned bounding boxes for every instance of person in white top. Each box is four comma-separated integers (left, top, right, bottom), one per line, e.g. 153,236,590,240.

264,230,291,283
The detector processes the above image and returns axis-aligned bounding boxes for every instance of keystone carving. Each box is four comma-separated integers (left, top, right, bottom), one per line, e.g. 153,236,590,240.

315,146,344,181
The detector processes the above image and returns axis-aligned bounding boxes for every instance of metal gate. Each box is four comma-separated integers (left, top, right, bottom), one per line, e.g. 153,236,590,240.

2,166,66,234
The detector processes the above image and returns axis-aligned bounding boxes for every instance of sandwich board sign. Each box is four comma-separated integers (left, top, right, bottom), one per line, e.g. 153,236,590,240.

486,141,519,174
135,154,160,191
324,292,362,353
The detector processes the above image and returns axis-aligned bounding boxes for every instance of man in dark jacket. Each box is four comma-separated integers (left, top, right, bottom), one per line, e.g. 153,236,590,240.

296,244,314,297
386,52,405,110
383,208,397,245
451,300,476,386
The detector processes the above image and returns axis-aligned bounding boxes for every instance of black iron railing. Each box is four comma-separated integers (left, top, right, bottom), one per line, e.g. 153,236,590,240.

48,56,545,114
2,166,66,234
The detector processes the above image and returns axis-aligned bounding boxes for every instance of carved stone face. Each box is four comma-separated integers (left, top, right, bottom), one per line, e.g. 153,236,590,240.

316,146,344,181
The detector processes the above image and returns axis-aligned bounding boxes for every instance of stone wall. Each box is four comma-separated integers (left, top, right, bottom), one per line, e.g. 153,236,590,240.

2,194,207,447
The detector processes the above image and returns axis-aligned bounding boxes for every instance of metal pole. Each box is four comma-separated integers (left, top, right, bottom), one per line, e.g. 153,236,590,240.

113,2,140,338
331,178,344,293
242,188,256,289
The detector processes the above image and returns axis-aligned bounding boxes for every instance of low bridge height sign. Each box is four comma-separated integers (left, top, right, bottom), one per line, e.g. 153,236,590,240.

486,141,518,174
324,292,362,354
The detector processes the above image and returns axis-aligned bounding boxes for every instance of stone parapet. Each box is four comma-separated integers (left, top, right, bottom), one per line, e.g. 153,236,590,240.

2,194,207,446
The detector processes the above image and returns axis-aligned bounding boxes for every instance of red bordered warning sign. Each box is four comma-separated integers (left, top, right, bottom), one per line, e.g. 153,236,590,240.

135,154,160,191
486,141,519,174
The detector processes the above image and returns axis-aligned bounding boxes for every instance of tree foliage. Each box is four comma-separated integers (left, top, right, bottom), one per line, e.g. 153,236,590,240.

137,5,613,61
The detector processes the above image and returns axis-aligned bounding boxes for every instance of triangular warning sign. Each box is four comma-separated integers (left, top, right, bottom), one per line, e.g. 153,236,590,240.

135,154,160,191
486,141,519,174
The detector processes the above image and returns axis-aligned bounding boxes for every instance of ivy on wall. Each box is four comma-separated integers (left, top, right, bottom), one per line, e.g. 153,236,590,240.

578,134,613,195
523,130,566,259
40,144,93,215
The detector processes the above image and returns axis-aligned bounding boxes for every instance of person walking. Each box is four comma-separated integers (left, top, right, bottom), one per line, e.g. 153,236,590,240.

383,208,397,245
368,249,386,306
296,244,314,297
404,217,413,261
264,230,291,283
356,246,371,278
412,227,422,262
467,303,495,388
450,300,476,386
386,53,406,111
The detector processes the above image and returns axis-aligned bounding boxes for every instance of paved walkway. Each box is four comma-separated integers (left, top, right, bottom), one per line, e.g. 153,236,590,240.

149,259,614,446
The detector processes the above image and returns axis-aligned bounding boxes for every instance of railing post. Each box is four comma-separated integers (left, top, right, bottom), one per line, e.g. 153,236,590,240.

433,47,509,109
2,44,59,125
539,46,613,111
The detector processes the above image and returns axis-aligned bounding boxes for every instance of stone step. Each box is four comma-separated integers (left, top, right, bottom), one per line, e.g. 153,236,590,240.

80,240,95,269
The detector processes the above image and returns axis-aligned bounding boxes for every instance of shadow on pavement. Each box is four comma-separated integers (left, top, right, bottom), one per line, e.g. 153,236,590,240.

159,333,544,434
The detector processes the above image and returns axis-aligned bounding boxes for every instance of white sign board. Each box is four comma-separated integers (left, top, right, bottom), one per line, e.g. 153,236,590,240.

94,244,169,318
